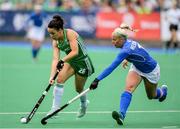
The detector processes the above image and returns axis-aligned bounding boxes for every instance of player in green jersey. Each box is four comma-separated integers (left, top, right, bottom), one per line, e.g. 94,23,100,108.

47,15,94,118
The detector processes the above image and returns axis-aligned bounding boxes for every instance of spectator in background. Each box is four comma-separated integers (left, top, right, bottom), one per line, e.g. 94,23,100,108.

79,0,98,13
163,0,176,11
165,0,180,50
117,0,136,13
15,0,34,10
100,0,116,12
25,4,47,61
42,0,59,11
0,0,14,10
134,0,151,14
59,0,79,12
153,0,164,12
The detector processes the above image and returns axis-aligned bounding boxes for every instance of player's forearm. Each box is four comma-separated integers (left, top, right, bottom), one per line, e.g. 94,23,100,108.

97,53,126,81
62,51,78,62
50,59,58,79
97,65,115,81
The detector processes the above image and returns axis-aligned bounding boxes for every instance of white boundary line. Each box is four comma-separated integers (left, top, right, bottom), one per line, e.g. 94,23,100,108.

0,111,180,129
0,128,179,129
0,128,174,129
0,110,180,115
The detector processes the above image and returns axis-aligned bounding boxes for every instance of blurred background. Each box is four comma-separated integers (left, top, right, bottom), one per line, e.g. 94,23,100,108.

0,0,180,48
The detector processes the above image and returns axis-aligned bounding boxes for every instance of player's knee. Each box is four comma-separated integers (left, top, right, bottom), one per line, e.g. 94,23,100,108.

56,78,65,84
125,85,135,93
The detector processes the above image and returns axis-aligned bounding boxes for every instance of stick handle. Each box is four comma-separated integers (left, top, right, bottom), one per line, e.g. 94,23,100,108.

45,70,59,92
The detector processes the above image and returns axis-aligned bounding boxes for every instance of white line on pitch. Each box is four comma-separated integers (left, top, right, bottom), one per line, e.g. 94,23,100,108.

0,110,180,115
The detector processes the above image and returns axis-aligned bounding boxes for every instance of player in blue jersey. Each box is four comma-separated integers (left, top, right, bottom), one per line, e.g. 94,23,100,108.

25,4,47,61
90,23,168,125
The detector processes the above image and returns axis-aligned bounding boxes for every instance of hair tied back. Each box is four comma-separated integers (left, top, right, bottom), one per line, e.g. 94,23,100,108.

120,23,139,32
53,15,62,21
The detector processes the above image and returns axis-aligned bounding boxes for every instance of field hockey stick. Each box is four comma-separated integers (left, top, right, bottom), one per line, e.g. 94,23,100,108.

41,88,91,125
20,70,60,124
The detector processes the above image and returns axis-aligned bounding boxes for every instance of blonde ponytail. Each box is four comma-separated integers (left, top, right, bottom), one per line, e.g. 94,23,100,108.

119,23,138,32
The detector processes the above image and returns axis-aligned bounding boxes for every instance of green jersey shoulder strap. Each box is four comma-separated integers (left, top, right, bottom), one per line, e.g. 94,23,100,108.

56,29,88,61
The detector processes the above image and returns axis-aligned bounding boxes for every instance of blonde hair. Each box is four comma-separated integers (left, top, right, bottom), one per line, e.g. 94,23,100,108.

120,23,138,32
112,23,138,38
112,28,128,38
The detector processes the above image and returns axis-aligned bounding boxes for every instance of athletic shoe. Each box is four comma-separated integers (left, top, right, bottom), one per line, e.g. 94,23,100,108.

159,85,168,102
46,107,59,117
76,100,89,118
112,111,124,125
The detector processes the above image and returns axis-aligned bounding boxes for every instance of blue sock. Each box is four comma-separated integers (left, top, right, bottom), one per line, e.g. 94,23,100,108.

120,91,132,119
154,88,161,99
32,48,40,58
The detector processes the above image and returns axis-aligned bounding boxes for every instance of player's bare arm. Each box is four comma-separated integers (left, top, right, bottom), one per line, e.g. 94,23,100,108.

62,29,79,62
50,40,60,81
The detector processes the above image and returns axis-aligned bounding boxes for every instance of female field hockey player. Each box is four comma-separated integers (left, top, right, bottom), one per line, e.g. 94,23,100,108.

26,4,47,61
90,23,168,125
47,15,94,118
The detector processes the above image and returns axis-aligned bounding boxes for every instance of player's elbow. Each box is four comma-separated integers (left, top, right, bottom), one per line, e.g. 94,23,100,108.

71,51,78,57
74,51,78,56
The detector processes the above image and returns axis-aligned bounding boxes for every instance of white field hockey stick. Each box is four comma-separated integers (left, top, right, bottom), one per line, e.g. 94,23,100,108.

41,88,91,125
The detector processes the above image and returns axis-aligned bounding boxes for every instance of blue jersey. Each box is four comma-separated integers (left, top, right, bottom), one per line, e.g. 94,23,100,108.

97,39,157,81
28,12,47,27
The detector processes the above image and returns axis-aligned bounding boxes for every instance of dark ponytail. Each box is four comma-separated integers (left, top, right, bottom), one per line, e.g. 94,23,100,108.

48,15,64,30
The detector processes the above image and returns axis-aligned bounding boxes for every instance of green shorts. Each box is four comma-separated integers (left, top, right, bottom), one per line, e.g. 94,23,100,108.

68,56,94,77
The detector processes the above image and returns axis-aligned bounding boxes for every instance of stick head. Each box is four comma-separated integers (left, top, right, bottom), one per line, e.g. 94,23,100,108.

41,119,47,125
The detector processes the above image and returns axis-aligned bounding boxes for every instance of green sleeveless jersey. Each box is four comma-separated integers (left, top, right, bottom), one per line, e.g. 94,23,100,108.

56,29,88,62
56,29,94,77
